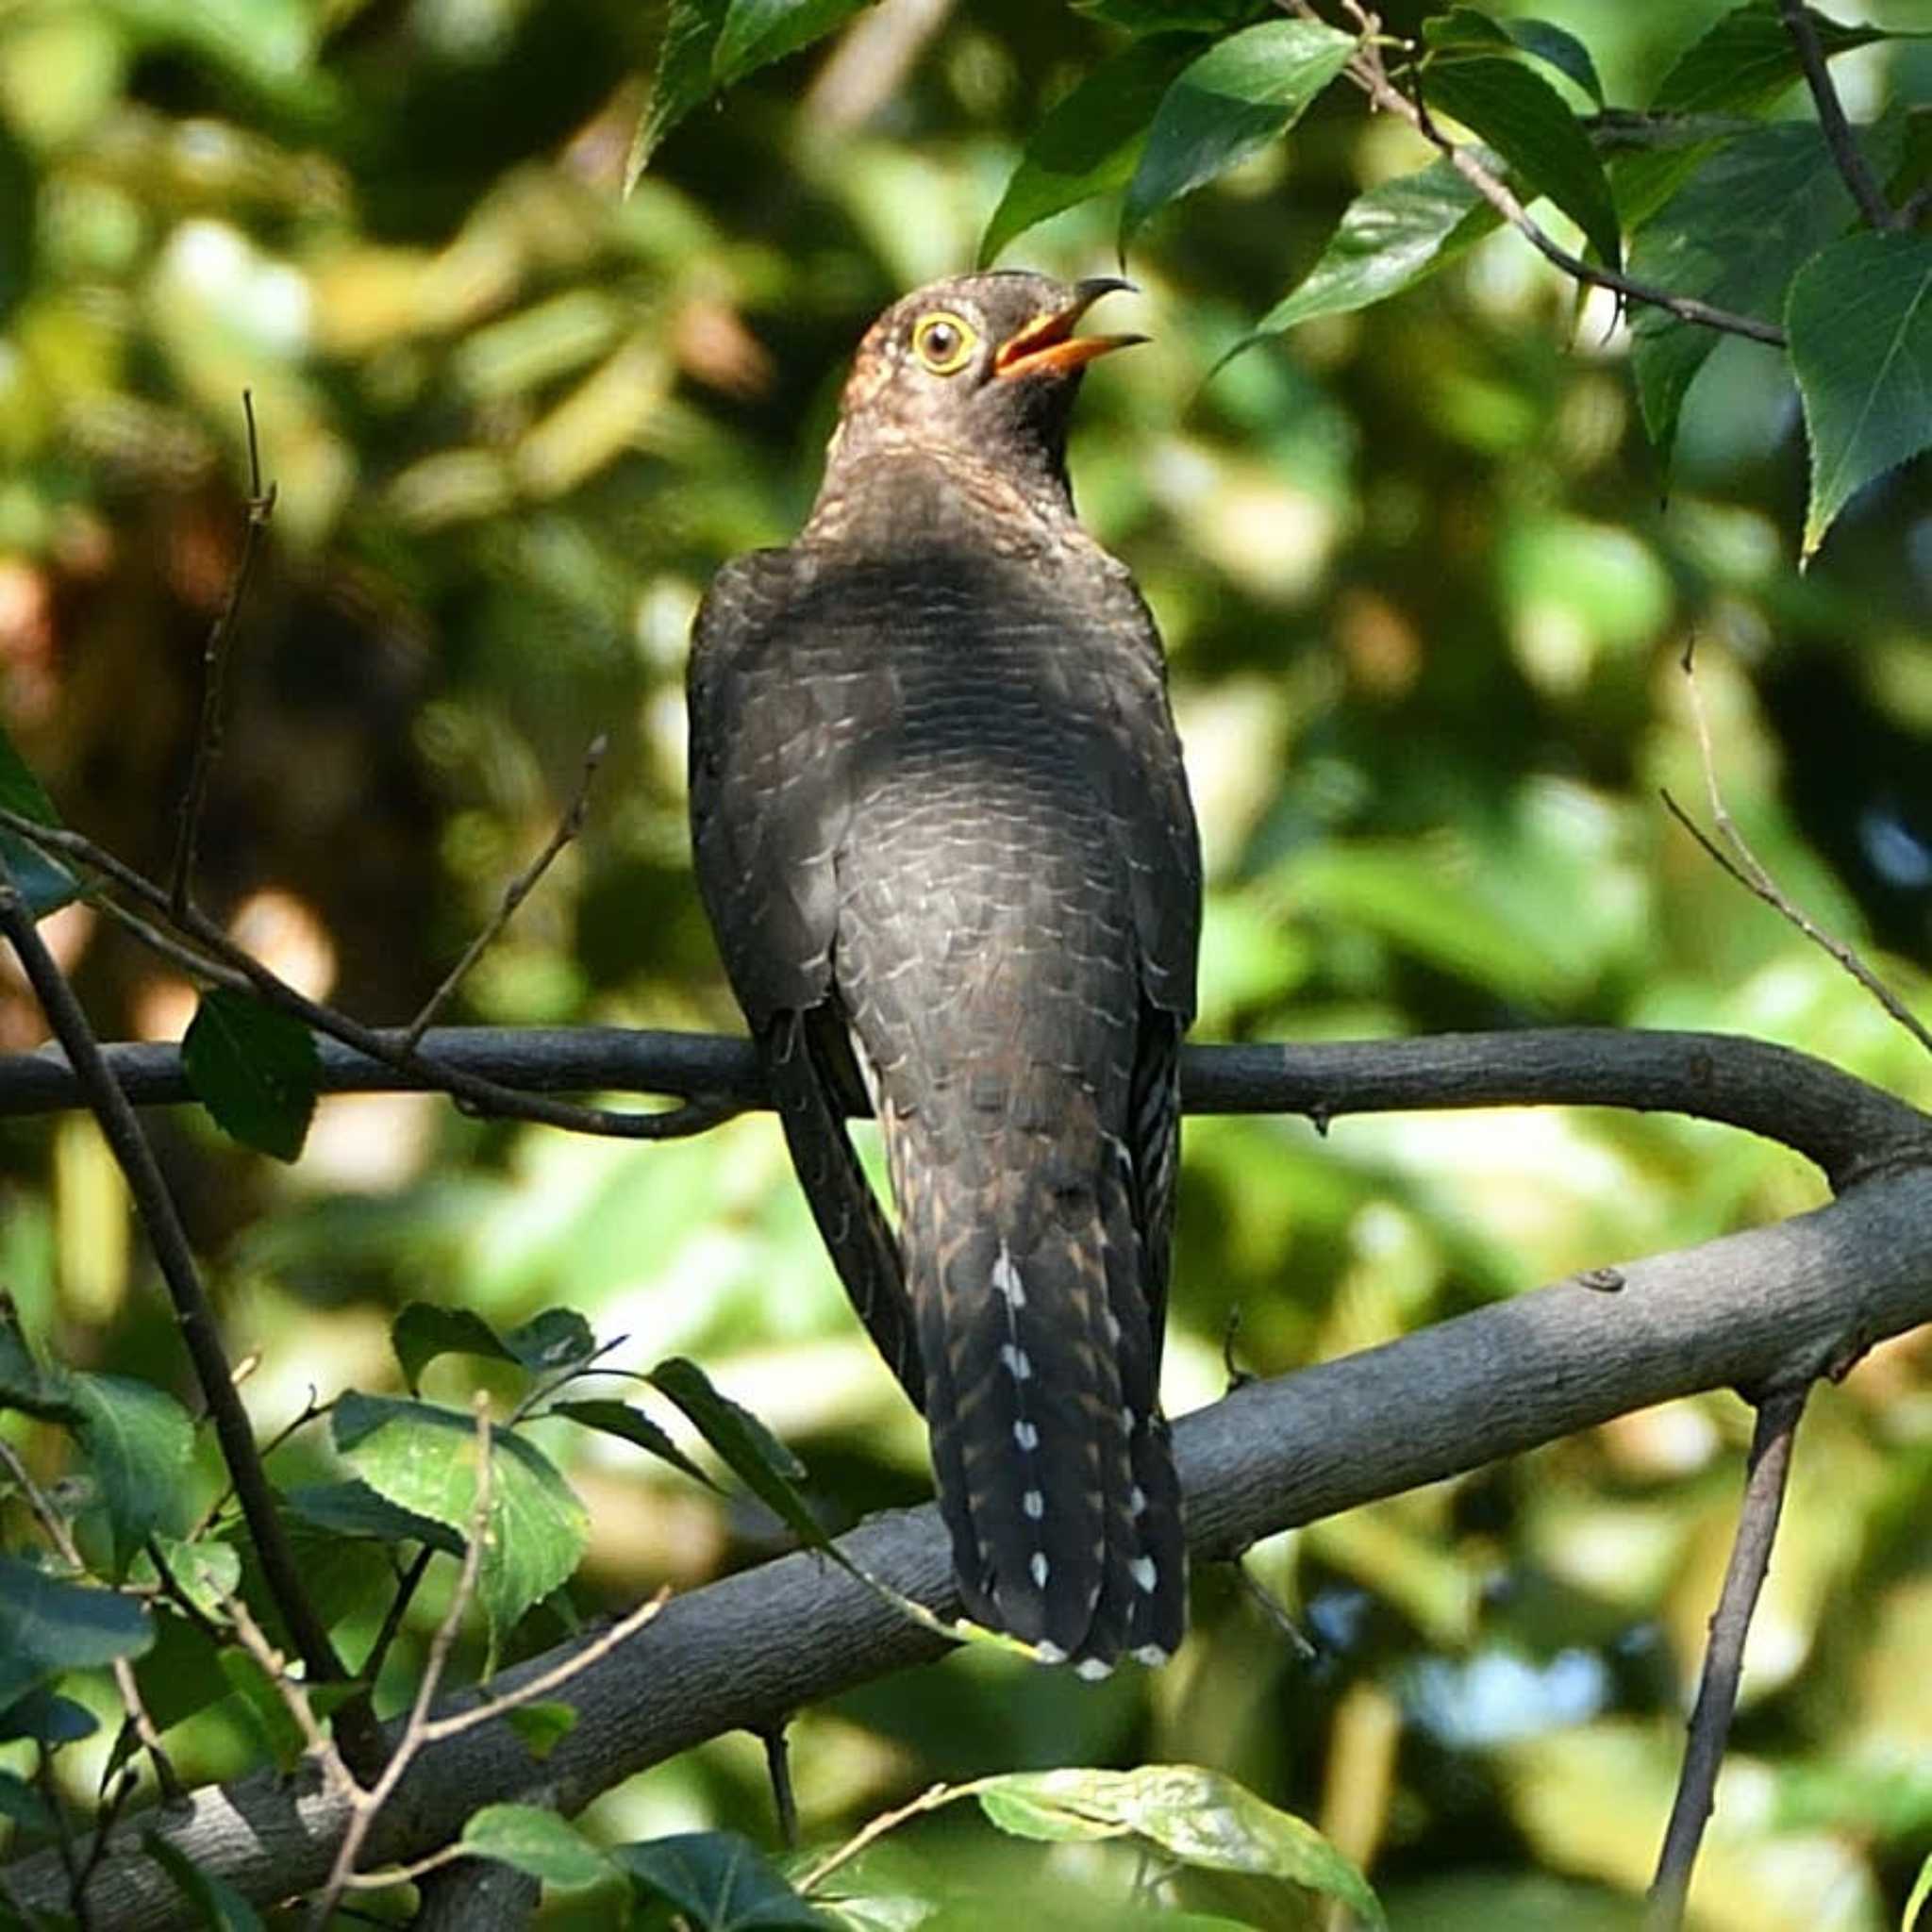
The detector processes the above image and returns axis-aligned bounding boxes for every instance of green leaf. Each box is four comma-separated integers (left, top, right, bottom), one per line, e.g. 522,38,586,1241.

504,1700,578,1762
280,1478,464,1555
616,1830,827,1928
502,1307,597,1376
1499,19,1604,106
550,1397,716,1489
0,723,78,919
0,1687,98,1745
1121,20,1356,250
134,1533,242,1619
1904,1851,1931,1932
217,1648,311,1774
0,1555,154,1708
68,1373,194,1576
980,36,1208,268
1422,56,1620,269
145,1833,266,1931
1627,116,1902,469
1073,0,1265,31
626,0,728,189
391,1302,520,1392
462,1802,613,1890
131,1602,231,1735
645,1357,826,1549
1789,230,1932,562
181,989,319,1163
331,1392,590,1647
0,1768,54,1835
976,1767,1386,1929
0,1315,83,1423
713,0,870,88
0,119,34,328
1244,157,1498,341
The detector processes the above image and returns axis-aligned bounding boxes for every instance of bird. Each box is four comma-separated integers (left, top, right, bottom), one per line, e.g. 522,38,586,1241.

686,272,1201,1673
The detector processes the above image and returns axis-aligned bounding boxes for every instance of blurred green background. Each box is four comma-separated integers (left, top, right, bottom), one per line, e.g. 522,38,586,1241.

0,0,1928,1924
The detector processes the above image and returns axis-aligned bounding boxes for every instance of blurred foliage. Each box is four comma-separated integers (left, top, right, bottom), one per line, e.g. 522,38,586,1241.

0,0,1929,1925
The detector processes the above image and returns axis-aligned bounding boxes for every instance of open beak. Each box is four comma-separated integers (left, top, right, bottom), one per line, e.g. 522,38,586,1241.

992,277,1146,381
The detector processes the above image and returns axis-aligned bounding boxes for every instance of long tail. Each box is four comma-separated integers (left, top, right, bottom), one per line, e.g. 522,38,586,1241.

886,1113,1186,1672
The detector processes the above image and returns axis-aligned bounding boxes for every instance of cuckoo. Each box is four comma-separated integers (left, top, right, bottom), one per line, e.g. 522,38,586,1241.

687,272,1201,1672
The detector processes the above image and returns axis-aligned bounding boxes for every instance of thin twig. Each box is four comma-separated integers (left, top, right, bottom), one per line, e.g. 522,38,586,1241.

360,1546,437,1690
1235,1560,1319,1662
221,1592,344,1770
0,805,738,1142
1645,1387,1808,1929
1280,0,1786,345
762,1724,799,1849
1779,0,1900,231
189,1389,333,1541
0,854,378,1766
404,735,608,1054
170,391,277,919
1664,643,1932,1060
797,1780,983,1895
90,895,255,995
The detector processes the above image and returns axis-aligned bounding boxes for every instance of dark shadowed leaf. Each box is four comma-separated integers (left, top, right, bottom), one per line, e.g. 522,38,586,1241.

391,1301,519,1392
1501,19,1603,105
69,1373,194,1575
0,1556,153,1707
181,989,318,1162
281,1477,464,1554
0,723,77,917
502,1307,597,1375
1789,230,1932,561
617,1830,827,1927
504,1700,578,1761
1121,20,1355,249
626,0,728,189
980,36,1208,267
0,1315,83,1423
1073,0,1264,30
331,1391,589,1645
0,1768,53,1834
977,1766,1386,1928
462,1802,613,1889
146,1833,266,1931
713,0,871,89
1422,56,1620,268
646,1357,826,1549
551,1397,717,1489
0,1686,99,1745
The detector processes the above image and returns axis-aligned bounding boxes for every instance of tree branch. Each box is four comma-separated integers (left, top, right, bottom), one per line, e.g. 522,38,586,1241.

1779,0,1901,232
9,1164,1930,1926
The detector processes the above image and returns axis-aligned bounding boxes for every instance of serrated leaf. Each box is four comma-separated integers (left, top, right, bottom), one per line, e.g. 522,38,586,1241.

1627,115,1902,470
68,1374,194,1576
0,722,78,918
0,1767,54,1834
1789,230,1932,562
551,1397,716,1489
626,0,728,190
0,1555,153,1708
975,1767,1386,1929
980,35,1208,267
391,1302,519,1393
504,1700,578,1761
502,1307,597,1375
281,1478,464,1554
462,1802,613,1890
713,0,870,88
181,989,318,1163
331,1392,589,1648
145,1833,266,1931
617,1831,827,1928
1422,55,1620,269
0,1686,98,1745
645,1357,825,1550
1244,157,1497,342
1121,20,1356,250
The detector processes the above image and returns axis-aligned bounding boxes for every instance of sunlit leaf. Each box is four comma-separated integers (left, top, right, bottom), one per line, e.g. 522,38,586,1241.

980,36,1208,267
68,1373,194,1575
1121,20,1356,250
462,1802,613,1890
1905,1852,1931,1932
1421,56,1620,268
713,0,871,89
616,1830,826,1928
0,1555,153,1708
504,1700,579,1762
280,1477,464,1555
133,1533,242,1620
181,989,319,1163
1789,231,1932,561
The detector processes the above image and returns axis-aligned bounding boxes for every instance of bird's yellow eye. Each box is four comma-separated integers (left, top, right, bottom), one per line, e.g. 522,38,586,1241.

911,310,977,375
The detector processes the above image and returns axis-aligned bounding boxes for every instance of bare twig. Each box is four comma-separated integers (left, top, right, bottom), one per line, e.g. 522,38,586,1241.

1645,1386,1809,1929
189,1389,333,1541
403,735,608,1054
1280,0,1786,345
1779,0,1901,231
221,1593,344,1772
1664,643,1932,1060
798,1780,980,1894
360,1547,437,1690
762,1725,799,1849
170,393,276,919
0,853,373,1778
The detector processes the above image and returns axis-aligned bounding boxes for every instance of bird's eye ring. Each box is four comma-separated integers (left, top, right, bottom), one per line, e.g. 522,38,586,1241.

911,310,977,375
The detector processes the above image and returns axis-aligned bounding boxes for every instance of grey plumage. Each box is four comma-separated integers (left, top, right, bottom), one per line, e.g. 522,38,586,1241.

688,273,1201,1669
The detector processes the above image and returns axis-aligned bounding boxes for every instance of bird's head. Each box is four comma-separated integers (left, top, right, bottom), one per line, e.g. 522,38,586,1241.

821,272,1143,503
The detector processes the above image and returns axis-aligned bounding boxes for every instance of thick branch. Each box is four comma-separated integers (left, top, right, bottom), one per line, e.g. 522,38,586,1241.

0,1024,1922,1193
10,1166,1930,1927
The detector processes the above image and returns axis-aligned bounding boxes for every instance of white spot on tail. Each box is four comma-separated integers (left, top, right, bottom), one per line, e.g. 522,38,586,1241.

1075,1657,1113,1682
1035,1640,1066,1665
1030,1551,1050,1590
991,1242,1026,1307
1129,1486,1148,1518
1130,1557,1158,1594
1120,1406,1136,1436
1014,1420,1040,1451
1000,1344,1033,1382
1104,1310,1122,1346
1023,1489,1044,1521
1133,1643,1172,1668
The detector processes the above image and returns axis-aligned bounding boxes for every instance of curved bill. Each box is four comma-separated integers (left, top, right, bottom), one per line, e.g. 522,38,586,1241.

992,277,1147,380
